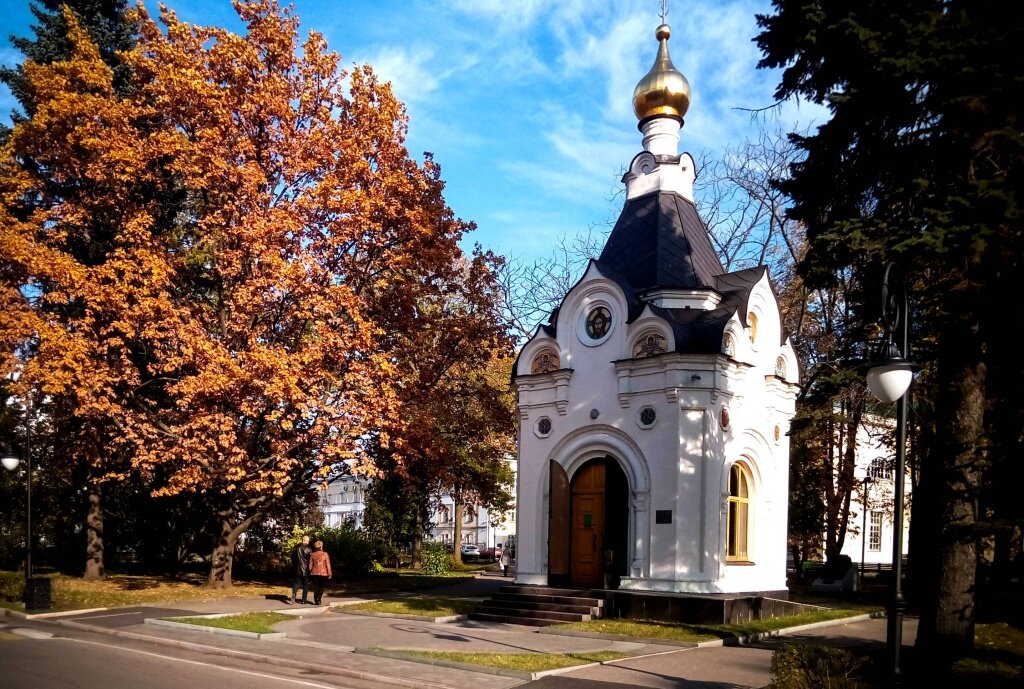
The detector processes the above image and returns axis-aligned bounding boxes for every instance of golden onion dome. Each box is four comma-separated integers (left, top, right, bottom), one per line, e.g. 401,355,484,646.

632,23,691,122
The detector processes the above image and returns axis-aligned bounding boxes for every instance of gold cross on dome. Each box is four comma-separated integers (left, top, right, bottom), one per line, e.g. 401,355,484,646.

661,0,668,24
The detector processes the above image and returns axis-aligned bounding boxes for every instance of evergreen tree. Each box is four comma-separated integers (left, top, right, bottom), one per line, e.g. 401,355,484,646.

1,0,138,580
1,0,136,135
756,0,1024,661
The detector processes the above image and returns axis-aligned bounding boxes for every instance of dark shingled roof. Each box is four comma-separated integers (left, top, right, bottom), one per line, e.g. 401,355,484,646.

597,191,724,292
510,193,776,383
715,266,767,328
648,304,734,354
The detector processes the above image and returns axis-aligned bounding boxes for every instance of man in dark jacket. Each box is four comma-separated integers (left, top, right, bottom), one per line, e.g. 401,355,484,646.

288,534,313,604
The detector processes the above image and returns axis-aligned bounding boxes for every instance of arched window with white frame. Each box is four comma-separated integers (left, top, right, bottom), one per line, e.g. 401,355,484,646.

726,462,753,561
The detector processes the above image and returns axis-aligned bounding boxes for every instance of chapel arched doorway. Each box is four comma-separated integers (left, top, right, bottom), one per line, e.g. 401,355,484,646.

549,457,629,589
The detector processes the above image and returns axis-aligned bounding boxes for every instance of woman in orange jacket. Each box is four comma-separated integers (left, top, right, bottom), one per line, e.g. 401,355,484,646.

308,540,332,606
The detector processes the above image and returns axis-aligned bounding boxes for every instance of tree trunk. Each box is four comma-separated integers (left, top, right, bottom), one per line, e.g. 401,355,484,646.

916,315,985,659
834,402,862,555
411,510,423,569
83,478,104,580
453,502,463,566
207,510,261,588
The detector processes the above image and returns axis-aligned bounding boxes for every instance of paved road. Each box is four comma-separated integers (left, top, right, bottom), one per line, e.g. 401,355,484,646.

0,619,385,689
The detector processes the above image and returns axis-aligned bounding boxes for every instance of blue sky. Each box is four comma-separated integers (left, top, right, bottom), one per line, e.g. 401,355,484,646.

0,0,825,268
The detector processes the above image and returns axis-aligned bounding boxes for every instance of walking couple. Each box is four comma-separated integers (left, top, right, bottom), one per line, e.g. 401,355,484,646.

288,534,332,605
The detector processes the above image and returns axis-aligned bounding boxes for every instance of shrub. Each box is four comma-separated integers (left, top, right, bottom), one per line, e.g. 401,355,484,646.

0,570,23,601
769,644,872,689
280,524,374,577
420,542,454,576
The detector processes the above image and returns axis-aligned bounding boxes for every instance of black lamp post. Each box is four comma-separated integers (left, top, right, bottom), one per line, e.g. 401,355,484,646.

2,396,51,611
865,262,913,688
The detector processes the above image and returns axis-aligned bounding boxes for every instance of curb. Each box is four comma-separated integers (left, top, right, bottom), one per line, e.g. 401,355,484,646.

356,647,605,681
46,618,452,689
3,606,109,620
141,605,333,639
144,617,286,640
537,610,884,651
698,611,885,648
336,609,469,623
537,627,698,648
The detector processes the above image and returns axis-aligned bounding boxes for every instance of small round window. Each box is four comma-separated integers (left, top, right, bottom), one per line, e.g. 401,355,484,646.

536,417,552,437
747,312,758,344
638,406,657,428
585,306,611,340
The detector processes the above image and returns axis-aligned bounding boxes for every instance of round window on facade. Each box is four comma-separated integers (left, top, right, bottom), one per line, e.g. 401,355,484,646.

747,312,759,344
536,417,552,437
585,306,612,340
638,406,657,428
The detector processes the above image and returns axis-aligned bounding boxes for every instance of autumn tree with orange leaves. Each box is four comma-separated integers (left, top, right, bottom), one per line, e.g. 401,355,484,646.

364,282,516,567
1,1,509,587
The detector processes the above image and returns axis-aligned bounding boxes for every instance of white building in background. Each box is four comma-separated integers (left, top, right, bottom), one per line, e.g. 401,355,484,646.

320,475,372,529
319,457,517,549
840,419,911,568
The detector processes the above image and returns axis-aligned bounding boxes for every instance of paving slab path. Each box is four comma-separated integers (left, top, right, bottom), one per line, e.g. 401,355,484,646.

6,573,918,689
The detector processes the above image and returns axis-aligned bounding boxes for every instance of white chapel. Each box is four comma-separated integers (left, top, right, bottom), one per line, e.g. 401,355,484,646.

511,20,799,596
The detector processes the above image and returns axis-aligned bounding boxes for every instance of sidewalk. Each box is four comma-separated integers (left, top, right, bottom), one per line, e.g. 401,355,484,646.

5,573,917,689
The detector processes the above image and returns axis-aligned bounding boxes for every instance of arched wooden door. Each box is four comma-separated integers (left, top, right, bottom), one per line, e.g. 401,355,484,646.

548,460,570,587
570,461,606,588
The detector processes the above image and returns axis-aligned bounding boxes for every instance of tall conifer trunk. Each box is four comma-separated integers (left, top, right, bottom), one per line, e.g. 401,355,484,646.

916,310,985,658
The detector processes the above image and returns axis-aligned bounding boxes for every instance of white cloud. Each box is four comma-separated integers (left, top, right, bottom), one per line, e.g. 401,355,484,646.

362,43,442,105
446,0,554,32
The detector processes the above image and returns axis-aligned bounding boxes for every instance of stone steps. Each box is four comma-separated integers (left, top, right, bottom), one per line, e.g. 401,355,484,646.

468,584,606,627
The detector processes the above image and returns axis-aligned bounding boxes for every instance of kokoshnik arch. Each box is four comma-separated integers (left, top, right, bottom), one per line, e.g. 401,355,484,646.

511,19,799,596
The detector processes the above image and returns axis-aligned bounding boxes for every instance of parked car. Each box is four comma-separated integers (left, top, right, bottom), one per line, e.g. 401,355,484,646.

460,544,481,558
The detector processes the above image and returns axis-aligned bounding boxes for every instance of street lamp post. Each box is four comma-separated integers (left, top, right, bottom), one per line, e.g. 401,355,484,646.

2,396,51,611
865,262,913,688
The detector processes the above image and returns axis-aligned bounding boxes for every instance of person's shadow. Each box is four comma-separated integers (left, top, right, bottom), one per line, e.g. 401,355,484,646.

264,594,291,603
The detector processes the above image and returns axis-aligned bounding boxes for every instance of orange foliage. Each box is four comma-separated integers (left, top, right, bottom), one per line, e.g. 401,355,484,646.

0,0,509,576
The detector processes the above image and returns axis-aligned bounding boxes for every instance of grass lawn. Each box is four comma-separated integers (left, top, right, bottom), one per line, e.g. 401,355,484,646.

344,596,478,617
0,568,476,612
950,623,1024,686
0,572,283,612
377,649,628,673
169,612,294,634
553,605,879,643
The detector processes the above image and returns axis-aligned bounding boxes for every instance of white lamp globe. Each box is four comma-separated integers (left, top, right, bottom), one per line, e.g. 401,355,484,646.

866,361,914,403
1,455,20,471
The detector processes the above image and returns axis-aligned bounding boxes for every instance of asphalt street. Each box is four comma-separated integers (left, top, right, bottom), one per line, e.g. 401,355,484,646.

0,618,387,689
